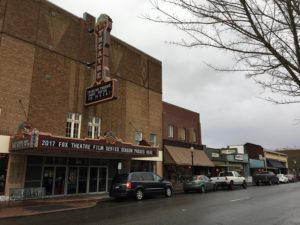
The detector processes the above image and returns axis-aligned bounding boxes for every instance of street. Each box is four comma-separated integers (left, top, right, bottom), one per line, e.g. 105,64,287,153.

1,183,300,225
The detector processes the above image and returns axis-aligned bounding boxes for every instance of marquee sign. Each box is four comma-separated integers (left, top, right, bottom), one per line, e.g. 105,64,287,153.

85,14,118,106
85,79,118,106
10,132,157,157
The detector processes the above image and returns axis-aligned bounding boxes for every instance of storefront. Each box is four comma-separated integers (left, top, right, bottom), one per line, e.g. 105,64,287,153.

266,159,287,174
0,136,10,197
164,145,214,184
205,147,250,178
8,129,157,197
249,159,266,176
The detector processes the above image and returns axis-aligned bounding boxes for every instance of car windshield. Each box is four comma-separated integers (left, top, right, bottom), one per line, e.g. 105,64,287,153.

220,172,232,177
187,176,201,181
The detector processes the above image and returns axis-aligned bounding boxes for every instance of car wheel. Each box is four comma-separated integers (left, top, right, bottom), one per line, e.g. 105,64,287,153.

228,181,234,190
213,184,217,192
165,187,172,198
268,179,273,185
255,182,259,186
200,185,206,193
242,181,247,189
135,189,144,201
184,189,189,194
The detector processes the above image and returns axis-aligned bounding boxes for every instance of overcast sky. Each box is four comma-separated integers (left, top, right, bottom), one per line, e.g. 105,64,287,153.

48,0,300,150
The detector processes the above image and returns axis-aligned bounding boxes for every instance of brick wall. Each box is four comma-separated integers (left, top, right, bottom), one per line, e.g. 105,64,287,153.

162,102,202,145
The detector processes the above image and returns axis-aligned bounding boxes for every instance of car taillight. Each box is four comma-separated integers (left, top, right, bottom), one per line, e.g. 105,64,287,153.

126,181,132,189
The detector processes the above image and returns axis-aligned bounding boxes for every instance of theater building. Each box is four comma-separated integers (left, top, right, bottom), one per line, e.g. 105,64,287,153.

0,0,162,198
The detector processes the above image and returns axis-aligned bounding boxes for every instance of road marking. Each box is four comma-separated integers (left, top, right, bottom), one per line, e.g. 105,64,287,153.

230,197,250,202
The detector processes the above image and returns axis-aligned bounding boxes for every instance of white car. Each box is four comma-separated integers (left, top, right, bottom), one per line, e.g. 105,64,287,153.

277,174,288,183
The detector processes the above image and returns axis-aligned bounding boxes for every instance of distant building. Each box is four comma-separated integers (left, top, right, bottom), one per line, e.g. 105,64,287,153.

276,149,300,174
264,150,288,174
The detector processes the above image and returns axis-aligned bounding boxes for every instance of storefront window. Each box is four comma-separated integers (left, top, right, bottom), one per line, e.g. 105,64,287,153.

0,154,8,195
66,113,81,138
88,116,101,139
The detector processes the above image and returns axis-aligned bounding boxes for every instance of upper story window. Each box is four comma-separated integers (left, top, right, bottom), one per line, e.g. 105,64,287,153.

178,128,186,141
168,125,174,138
135,131,142,145
88,116,101,139
66,113,81,138
149,134,157,146
191,129,196,143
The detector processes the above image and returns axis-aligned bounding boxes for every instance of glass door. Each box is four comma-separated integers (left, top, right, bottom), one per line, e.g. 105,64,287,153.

98,167,107,192
54,167,66,195
67,167,77,194
43,167,54,195
78,167,88,194
89,167,98,192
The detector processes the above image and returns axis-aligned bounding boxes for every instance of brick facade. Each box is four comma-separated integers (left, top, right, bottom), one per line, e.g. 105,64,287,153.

0,0,163,195
162,102,202,147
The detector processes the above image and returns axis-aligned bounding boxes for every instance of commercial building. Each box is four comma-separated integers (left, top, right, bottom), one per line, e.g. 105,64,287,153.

205,146,250,178
0,0,162,198
276,149,300,175
244,143,266,176
264,150,288,174
162,102,214,184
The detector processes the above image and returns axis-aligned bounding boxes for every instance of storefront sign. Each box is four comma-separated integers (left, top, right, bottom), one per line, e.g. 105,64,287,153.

85,14,118,106
85,79,118,106
11,139,30,150
94,14,112,82
221,149,237,155
37,135,156,157
212,153,220,158
235,154,244,161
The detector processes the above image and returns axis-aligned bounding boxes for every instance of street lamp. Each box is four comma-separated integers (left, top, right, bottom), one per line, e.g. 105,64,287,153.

191,146,194,177
294,160,297,177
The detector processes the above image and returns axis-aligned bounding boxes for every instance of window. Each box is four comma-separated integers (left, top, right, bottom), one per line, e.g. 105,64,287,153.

88,116,101,139
168,125,174,138
178,128,186,141
66,113,81,138
135,131,142,144
149,134,157,146
191,129,197,142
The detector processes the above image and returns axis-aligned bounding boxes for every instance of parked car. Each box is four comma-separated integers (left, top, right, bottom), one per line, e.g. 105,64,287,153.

109,172,172,201
285,174,297,183
252,171,279,185
277,174,289,183
183,175,217,193
210,171,247,190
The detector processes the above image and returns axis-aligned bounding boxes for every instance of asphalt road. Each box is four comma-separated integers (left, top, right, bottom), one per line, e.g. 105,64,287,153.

1,182,300,225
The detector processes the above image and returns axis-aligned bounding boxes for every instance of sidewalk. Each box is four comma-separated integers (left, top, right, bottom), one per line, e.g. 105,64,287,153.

0,193,110,219
0,188,187,219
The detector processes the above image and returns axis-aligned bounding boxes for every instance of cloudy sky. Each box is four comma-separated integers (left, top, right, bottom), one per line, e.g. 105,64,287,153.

48,0,300,150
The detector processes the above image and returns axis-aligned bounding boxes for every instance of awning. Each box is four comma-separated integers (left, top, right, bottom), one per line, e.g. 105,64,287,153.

164,145,214,167
249,159,265,168
213,161,227,167
267,159,285,168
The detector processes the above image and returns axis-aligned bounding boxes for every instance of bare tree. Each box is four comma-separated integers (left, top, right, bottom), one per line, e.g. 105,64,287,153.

146,0,300,103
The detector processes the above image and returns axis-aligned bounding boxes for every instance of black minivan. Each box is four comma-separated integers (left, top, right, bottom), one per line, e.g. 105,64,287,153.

109,172,172,200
